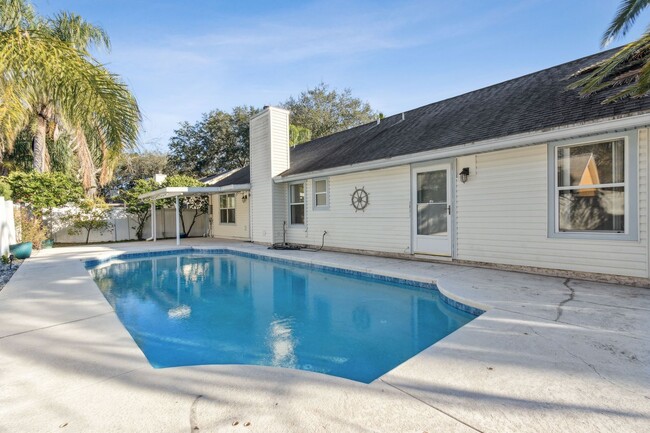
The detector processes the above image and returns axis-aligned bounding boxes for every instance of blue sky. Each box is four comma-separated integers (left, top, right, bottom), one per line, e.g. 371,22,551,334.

33,1,650,150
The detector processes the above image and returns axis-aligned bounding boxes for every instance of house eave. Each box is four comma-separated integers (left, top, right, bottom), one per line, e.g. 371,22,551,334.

273,111,650,183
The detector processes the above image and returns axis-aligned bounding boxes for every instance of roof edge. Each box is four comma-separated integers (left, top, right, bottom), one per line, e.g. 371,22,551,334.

275,111,650,182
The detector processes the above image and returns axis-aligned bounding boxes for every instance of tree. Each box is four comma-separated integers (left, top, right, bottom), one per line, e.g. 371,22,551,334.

290,124,312,147
571,0,650,101
167,106,259,177
66,197,112,244
0,0,141,194
118,178,158,241
161,175,208,237
281,82,377,144
101,151,169,198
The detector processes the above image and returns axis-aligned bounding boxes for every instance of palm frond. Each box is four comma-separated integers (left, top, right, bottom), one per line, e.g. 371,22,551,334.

602,0,650,46
569,32,650,102
47,11,110,53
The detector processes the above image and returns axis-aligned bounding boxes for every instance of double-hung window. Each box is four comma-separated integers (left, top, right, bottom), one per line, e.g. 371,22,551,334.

313,178,328,209
219,193,236,224
290,183,305,225
551,136,637,239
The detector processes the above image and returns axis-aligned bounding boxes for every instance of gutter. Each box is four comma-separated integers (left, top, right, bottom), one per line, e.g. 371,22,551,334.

273,112,650,183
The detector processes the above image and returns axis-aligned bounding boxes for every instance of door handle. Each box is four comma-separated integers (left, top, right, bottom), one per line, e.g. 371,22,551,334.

447,205,451,215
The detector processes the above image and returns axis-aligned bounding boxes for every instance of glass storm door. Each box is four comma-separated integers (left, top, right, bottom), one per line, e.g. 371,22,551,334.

412,164,452,256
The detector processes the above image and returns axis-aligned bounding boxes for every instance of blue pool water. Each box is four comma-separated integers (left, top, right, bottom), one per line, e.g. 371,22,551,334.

88,251,479,383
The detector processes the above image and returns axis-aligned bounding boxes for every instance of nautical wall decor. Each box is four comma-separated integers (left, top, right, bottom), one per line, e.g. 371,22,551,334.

350,187,369,212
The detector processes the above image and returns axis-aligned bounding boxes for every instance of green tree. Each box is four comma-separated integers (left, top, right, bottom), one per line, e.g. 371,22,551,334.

571,0,650,101
102,151,169,199
289,124,312,147
66,197,112,244
118,178,158,241
281,82,377,144
0,0,141,194
167,106,259,177
161,175,208,237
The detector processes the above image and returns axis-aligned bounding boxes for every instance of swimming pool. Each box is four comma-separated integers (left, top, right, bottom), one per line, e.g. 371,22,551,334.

87,249,480,383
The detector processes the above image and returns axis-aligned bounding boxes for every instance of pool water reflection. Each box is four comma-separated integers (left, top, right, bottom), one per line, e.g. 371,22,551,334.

90,253,476,383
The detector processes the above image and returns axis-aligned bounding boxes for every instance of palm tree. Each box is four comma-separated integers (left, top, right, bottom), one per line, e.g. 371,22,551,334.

571,0,650,102
0,0,140,195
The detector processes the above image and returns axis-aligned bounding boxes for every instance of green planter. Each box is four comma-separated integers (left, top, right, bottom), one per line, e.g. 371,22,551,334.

9,242,32,259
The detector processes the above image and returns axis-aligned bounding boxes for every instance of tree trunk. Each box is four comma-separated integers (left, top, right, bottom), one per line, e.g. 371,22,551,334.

75,131,98,197
85,228,91,244
33,116,50,173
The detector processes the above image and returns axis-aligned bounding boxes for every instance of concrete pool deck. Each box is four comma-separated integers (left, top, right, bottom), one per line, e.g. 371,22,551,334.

0,239,648,433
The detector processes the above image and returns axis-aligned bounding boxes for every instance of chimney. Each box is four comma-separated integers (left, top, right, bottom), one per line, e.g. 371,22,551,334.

249,106,290,244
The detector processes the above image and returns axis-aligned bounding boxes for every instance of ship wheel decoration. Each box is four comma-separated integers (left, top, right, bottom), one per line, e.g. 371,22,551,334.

350,186,369,212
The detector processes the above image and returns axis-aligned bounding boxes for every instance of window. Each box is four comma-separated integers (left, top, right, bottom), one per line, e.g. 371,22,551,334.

290,183,305,225
555,138,627,234
313,178,328,208
219,193,236,224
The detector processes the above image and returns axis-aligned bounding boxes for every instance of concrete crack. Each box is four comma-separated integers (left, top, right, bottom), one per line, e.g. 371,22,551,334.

554,278,575,322
189,394,202,432
380,379,485,433
0,311,113,340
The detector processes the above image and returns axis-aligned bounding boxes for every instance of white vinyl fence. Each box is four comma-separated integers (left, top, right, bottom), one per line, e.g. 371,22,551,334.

0,197,17,256
52,206,209,244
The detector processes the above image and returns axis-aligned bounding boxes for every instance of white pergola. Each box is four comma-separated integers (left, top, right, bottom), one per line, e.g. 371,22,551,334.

138,184,250,245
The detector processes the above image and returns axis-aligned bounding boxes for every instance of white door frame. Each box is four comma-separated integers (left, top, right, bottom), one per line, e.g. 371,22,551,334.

410,160,456,257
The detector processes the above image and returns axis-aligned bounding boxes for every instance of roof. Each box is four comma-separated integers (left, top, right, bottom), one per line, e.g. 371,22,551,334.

139,184,249,201
210,166,250,187
281,49,650,177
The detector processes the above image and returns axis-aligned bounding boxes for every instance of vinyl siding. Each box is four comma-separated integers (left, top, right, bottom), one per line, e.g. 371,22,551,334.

285,165,411,254
249,111,272,243
211,192,250,240
250,107,290,244
455,133,649,278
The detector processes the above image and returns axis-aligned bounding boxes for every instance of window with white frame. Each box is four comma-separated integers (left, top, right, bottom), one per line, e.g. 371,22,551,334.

219,193,236,224
555,139,626,233
313,178,328,208
290,183,305,225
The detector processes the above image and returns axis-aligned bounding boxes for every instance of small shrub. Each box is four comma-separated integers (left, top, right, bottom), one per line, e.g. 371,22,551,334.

66,198,113,244
15,207,47,249
1,254,9,265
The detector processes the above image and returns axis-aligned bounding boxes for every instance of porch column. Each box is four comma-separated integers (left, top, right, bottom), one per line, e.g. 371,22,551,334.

150,201,155,242
175,196,180,246
152,199,157,241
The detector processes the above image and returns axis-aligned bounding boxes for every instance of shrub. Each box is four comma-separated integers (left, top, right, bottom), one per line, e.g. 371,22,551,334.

15,207,47,249
66,198,113,244
0,180,12,200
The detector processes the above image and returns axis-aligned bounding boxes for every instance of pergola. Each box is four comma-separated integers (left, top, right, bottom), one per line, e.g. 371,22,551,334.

138,184,250,245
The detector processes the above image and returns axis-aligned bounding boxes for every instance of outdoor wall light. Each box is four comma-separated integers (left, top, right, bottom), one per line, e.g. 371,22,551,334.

241,194,248,203
459,167,470,183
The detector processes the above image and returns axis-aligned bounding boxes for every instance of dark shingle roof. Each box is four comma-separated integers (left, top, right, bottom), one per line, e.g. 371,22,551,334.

211,166,250,186
281,49,650,177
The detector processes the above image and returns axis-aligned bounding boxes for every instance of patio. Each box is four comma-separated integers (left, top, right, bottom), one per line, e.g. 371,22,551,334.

0,239,647,432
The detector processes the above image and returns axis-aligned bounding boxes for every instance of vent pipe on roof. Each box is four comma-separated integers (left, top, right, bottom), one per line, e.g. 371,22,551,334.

376,118,381,125
401,112,405,121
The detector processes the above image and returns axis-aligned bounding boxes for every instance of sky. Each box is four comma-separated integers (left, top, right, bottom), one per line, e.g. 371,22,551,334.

32,0,650,151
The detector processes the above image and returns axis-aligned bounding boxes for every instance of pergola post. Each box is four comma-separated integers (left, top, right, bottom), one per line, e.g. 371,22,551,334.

152,199,157,241
175,196,180,246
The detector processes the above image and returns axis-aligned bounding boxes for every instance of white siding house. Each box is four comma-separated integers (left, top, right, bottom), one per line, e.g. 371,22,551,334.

209,50,650,284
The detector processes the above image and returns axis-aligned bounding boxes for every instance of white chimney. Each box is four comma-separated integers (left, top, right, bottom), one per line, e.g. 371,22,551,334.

249,106,290,244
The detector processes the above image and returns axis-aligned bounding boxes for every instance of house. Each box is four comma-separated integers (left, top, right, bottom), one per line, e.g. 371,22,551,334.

207,49,650,285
